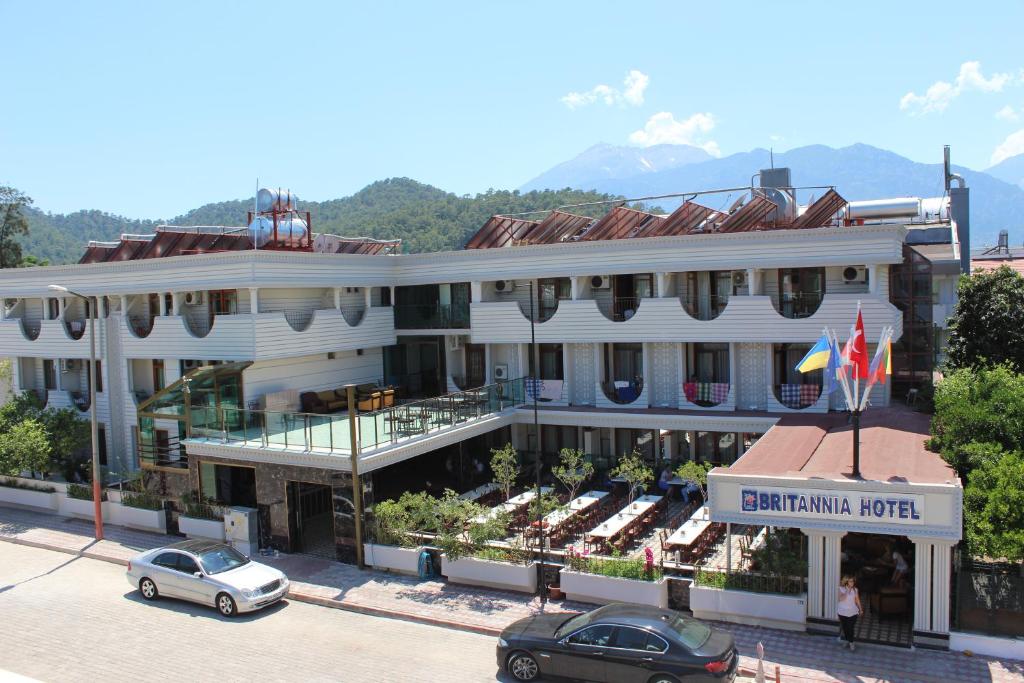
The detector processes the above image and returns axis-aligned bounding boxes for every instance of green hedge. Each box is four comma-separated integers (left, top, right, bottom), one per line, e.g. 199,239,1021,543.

0,478,56,493
120,489,163,511
694,568,804,595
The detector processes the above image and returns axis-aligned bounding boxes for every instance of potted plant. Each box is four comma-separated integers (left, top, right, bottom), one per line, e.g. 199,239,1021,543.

560,546,669,608
60,481,107,519
364,491,433,575
177,491,225,540
0,477,58,510
675,460,713,503
489,443,520,502
553,447,594,502
610,450,653,504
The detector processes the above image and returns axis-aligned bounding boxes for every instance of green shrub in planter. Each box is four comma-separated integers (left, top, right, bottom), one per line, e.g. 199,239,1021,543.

121,489,163,511
0,477,56,493
67,482,104,501
565,546,663,582
180,492,223,520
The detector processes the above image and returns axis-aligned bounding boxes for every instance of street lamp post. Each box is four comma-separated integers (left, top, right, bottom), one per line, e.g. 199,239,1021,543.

49,284,103,540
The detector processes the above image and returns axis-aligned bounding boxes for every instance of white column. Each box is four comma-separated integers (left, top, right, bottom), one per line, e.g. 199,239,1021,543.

484,344,492,384
686,430,696,460
119,295,128,315
653,431,662,463
333,287,341,310
821,531,846,621
931,541,953,633
911,537,934,632
570,276,581,301
582,428,595,456
0,299,5,321
364,287,372,307
666,432,679,461
746,268,758,295
642,343,651,407
804,530,825,619
248,288,259,314
656,272,670,298
170,293,180,316
158,293,167,316
58,297,67,319
867,265,879,295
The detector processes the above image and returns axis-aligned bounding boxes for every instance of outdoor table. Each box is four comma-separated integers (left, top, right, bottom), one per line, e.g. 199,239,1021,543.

459,482,500,501
665,516,714,563
473,486,552,523
543,490,608,529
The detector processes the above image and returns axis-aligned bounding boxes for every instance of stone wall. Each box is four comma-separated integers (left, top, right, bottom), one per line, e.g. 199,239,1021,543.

186,454,364,564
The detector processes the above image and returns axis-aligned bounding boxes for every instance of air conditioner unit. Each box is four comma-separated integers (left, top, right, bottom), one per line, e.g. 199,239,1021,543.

447,335,465,352
731,271,748,287
842,266,868,284
493,364,509,381
183,291,204,306
494,280,515,293
591,275,610,289
60,359,78,373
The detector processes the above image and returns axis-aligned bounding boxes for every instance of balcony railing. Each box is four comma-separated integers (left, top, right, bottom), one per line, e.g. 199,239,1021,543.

138,435,187,469
128,315,154,338
601,378,644,404
682,294,729,321
683,381,730,407
776,292,824,319
394,303,470,329
63,319,86,340
191,377,527,454
598,297,642,322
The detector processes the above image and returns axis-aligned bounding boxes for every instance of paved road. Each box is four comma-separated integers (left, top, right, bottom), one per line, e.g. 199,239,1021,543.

0,543,510,682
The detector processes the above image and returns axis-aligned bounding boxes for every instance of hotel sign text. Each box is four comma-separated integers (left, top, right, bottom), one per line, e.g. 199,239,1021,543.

739,487,924,525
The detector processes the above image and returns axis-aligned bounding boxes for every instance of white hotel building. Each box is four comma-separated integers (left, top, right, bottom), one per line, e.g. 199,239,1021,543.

0,167,970,647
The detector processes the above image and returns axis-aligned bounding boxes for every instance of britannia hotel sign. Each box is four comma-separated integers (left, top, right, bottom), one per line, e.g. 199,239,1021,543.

708,477,961,541
740,487,923,524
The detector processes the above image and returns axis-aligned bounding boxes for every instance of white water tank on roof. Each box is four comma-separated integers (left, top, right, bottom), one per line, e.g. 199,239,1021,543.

248,216,273,247
256,188,298,212
844,198,921,220
249,215,307,246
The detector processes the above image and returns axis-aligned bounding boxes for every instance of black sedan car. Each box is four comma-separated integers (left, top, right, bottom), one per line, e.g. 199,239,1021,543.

497,603,737,682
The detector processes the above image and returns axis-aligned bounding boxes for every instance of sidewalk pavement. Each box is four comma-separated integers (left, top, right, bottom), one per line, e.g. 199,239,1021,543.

1,504,1021,683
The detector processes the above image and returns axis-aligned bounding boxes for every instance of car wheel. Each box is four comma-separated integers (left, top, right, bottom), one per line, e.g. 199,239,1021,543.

506,651,540,681
216,593,237,617
139,577,159,600
648,677,679,683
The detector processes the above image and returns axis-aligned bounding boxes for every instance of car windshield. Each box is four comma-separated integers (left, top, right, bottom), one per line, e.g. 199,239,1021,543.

555,611,597,638
665,615,712,649
198,546,250,575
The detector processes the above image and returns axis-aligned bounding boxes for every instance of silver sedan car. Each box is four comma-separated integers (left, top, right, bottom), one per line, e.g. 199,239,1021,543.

127,539,289,617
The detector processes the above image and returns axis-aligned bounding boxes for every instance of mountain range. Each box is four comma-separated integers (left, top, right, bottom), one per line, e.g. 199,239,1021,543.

523,143,1024,248
13,143,1024,265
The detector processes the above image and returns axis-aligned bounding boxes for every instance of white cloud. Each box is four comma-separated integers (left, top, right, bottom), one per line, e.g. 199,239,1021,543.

996,105,1019,122
628,111,720,155
900,61,1014,114
561,70,649,109
991,129,1024,165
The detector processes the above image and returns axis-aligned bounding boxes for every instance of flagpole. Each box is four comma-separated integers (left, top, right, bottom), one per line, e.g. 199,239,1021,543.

851,302,862,479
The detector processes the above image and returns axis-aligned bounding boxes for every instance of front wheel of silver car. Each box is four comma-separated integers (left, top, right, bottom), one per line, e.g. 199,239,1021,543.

139,578,158,600
216,593,237,617
507,652,540,681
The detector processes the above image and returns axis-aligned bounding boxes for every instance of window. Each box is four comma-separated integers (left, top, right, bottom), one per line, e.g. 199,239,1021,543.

613,627,667,653
537,278,570,321
380,287,392,307
97,426,107,466
529,343,564,380
87,360,103,393
774,343,822,386
778,267,825,318
152,359,165,392
175,554,201,575
209,290,237,316
47,298,60,319
567,625,615,647
606,343,643,382
43,359,57,390
696,431,737,465
690,343,729,383
152,552,180,569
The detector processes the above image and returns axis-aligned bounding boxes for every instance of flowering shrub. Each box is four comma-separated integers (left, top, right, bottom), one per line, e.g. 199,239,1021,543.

564,545,662,582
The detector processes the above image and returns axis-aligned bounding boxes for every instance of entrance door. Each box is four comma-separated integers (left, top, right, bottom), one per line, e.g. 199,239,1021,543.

841,532,914,647
465,344,485,388
287,482,335,558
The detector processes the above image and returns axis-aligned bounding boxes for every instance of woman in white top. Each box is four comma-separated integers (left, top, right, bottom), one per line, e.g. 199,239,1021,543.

837,575,863,651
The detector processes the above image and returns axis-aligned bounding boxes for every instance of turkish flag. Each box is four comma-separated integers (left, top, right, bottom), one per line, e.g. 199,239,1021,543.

850,309,869,380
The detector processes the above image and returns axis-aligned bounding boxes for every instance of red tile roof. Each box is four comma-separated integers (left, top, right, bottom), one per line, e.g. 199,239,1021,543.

727,405,957,485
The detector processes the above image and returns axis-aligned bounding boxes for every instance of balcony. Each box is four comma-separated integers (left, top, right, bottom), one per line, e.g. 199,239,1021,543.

185,378,527,473
468,293,900,345
683,293,729,321
600,378,644,405
393,303,470,330
773,383,822,410
773,292,825,319
682,381,732,409
120,307,396,360
598,297,642,322
0,318,95,357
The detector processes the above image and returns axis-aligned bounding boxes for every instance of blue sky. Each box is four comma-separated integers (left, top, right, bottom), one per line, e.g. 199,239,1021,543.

2,1,1023,217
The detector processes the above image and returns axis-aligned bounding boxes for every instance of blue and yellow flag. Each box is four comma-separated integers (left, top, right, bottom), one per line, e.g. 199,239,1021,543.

794,335,832,373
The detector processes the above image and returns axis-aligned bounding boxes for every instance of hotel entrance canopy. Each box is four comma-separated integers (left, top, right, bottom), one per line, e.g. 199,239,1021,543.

707,406,962,541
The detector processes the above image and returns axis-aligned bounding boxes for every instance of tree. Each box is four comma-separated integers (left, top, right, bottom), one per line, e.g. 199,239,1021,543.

947,266,1024,372
39,407,91,481
928,365,1024,479
489,443,520,501
675,461,713,502
0,187,33,269
17,254,49,267
0,419,52,476
553,447,593,501
963,451,1024,562
610,450,653,503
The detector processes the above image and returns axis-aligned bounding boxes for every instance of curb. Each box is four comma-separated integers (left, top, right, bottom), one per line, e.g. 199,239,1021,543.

0,534,500,637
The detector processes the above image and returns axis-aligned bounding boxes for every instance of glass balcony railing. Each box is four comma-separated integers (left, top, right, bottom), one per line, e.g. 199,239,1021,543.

393,303,470,329
190,377,527,454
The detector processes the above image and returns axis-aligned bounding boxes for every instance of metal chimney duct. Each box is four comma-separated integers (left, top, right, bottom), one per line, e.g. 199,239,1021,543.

945,146,970,274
